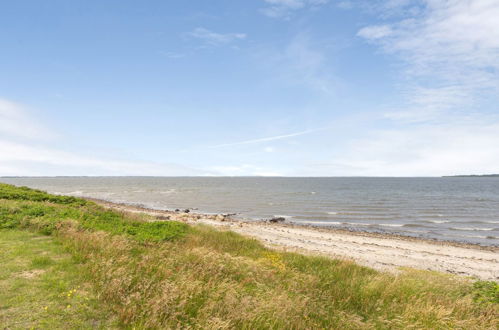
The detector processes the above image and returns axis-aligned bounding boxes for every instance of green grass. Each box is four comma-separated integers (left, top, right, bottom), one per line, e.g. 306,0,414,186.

0,183,497,329
0,229,117,329
473,280,499,304
0,184,188,242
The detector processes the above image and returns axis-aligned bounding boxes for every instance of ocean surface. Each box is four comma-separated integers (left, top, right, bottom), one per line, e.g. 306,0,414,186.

2,177,498,246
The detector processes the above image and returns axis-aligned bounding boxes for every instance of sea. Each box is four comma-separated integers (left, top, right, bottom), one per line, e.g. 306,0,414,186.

1,176,498,246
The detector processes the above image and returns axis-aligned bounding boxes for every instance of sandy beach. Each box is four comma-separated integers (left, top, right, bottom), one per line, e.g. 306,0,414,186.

93,199,499,281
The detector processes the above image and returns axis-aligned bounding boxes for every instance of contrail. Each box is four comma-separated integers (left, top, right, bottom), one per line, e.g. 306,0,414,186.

208,127,327,148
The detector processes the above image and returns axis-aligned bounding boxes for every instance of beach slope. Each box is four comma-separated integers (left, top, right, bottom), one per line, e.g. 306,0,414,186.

98,200,499,281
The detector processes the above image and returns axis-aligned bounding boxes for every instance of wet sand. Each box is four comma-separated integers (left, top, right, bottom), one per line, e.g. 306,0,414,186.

91,198,499,281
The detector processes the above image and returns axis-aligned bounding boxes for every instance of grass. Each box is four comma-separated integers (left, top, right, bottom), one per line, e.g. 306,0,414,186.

0,183,497,329
0,184,188,242
0,229,117,329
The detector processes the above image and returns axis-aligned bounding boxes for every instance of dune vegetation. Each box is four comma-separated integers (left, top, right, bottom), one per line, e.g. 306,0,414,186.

0,183,497,329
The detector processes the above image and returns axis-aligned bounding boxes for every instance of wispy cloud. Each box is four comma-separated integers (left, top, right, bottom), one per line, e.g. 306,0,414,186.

357,25,392,40
256,33,337,94
187,27,246,46
330,118,499,176
210,164,283,176
0,99,55,141
334,0,499,176
0,98,211,176
357,0,499,121
208,127,326,148
261,0,329,18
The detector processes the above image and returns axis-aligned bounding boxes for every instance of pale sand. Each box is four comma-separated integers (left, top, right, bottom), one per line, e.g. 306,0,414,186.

91,199,499,281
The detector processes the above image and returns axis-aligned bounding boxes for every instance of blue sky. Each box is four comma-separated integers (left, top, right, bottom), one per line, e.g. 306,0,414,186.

1,0,498,176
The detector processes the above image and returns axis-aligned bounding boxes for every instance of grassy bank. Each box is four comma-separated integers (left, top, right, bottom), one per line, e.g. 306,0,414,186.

0,183,497,329
0,230,116,328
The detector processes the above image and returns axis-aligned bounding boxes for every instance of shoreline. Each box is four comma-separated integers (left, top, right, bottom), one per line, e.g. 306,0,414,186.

89,198,499,281
85,197,498,251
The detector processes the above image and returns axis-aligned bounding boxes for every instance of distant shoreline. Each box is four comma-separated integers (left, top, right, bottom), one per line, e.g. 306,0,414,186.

443,174,499,177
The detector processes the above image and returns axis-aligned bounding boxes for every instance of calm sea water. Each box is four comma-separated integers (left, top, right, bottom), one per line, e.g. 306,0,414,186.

2,177,498,246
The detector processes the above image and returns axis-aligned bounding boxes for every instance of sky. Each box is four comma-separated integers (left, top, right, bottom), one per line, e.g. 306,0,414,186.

1,0,499,176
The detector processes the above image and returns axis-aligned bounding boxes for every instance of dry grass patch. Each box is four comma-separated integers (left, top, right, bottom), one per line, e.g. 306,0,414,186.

57,225,498,329
0,229,117,329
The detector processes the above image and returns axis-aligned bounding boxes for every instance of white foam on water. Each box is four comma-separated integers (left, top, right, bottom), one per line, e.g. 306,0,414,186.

342,222,371,226
450,233,497,239
67,190,84,196
451,227,495,231
274,214,293,219
327,211,338,215
426,220,451,224
297,220,342,225
379,223,404,227
159,189,176,194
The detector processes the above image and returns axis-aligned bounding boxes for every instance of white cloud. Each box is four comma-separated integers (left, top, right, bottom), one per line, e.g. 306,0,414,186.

264,146,275,153
257,33,337,94
357,25,392,39
333,119,499,176
0,99,55,141
384,85,475,122
358,0,499,118
261,0,329,18
0,140,209,176
210,164,282,176
187,27,246,46
343,0,499,176
0,98,210,176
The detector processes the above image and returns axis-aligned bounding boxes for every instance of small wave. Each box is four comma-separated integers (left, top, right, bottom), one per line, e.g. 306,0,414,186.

403,223,431,228
327,211,338,215
378,223,404,227
342,222,371,226
424,220,451,224
458,220,499,224
451,227,496,231
274,214,294,219
68,190,84,196
450,234,497,240
159,189,176,194
297,220,342,225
